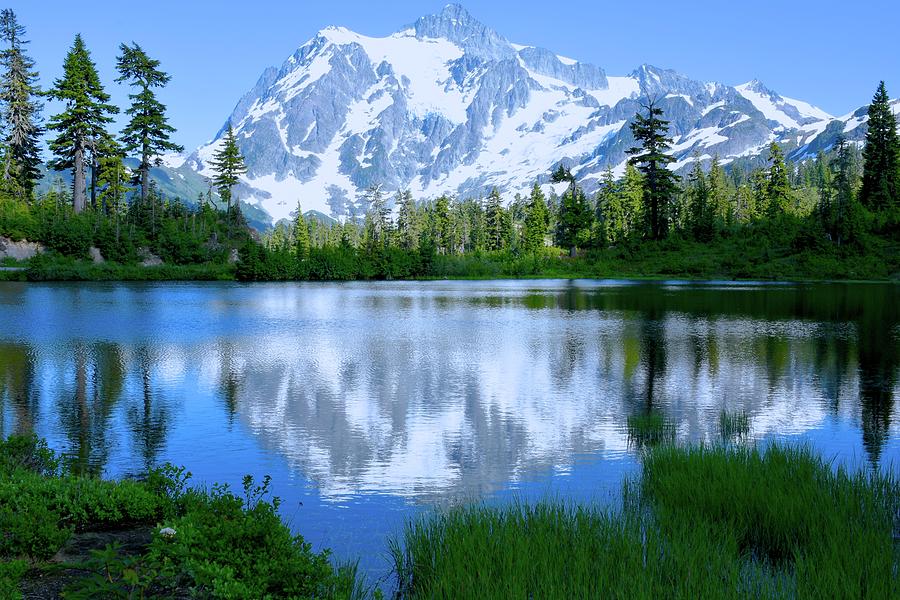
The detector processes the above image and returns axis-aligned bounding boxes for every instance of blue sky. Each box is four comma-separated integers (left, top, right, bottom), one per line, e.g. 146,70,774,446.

6,0,896,151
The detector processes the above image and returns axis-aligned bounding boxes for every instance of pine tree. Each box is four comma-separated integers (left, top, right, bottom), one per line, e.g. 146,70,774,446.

96,138,131,226
687,159,713,241
209,124,246,216
293,202,310,259
830,136,863,246
708,156,730,227
115,43,183,204
46,35,118,213
395,190,419,250
626,100,680,240
364,184,390,249
432,195,452,254
594,168,618,246
765,142,792,217
860,81,900,212
553,167,592,256
0,9,42,200
484,188,506,251
621,163,644,238
551,165,591,255
522,183,549,253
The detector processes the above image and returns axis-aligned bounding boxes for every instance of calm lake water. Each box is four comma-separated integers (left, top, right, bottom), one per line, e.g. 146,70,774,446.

1,280,899,580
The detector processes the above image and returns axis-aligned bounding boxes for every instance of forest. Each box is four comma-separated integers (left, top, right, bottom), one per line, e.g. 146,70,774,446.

0,9,898,282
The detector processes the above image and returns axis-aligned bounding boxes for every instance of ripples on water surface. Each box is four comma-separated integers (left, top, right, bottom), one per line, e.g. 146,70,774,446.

0,280,898,576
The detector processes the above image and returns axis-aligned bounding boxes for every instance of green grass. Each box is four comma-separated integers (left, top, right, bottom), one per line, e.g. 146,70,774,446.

392,444,900,599
4,434,899,599
719,410,751,441
626,411,677,448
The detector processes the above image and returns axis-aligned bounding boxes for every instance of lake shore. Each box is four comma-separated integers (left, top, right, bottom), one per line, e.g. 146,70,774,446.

3,434,897,599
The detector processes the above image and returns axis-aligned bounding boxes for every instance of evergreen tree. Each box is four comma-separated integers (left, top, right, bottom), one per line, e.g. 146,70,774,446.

594,168,618,246
621,163,644,239
395,190,419,250
209,124,246,215
830,136,863,245
432,195,453,254
46,34,118,213
0,9,42,200
364,184,390,249
484,188,506,251
707,156,730,227
115,42,183,204
626,100,680,240
687,159,713,241
522,183,549,253
293,202,310,259
95,139,130,228
765,142,792,217
553,170,592,256
860,81,900,212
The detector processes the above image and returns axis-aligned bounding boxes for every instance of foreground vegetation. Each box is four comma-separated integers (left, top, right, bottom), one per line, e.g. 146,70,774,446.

2,431,897,599
0,435,367,599
393,444,899,599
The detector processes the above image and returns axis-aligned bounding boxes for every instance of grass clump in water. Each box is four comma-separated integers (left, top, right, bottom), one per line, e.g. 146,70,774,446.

392,444,900,599
719,409,751,441
626,411,677,448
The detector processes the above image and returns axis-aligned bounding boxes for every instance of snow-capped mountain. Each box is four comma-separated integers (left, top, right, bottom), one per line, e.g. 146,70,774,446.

179,4,886,224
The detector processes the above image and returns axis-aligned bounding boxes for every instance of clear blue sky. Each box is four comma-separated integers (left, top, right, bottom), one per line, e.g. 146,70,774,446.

6,0,896,151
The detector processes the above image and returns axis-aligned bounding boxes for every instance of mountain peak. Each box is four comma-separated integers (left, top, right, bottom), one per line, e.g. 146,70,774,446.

408,3,514,60
741,79,779,99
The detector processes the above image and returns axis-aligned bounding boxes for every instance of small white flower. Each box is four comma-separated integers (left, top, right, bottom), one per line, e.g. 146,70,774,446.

159,527,177,539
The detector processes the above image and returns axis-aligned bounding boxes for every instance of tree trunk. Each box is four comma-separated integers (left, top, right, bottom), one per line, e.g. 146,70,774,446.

90,154,98,211
73,145,86,213
141,156,149,205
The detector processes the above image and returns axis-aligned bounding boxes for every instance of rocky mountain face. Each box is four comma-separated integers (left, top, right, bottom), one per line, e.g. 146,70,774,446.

176,4,892,225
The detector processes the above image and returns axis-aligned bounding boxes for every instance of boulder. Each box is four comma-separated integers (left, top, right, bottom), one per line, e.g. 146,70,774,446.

0,236,44,261
88,247,105,264
137,247,164,267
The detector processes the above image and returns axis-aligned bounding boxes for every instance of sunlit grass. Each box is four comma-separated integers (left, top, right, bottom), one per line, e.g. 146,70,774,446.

392,444,900,599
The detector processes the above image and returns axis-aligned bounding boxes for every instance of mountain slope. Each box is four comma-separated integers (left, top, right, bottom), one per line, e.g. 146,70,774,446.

178,4,883,226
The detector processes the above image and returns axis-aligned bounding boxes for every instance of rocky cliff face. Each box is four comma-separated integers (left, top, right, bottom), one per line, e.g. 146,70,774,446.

177,4,885,225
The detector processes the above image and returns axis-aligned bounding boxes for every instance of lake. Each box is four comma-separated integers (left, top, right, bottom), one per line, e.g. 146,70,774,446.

1,280,898,581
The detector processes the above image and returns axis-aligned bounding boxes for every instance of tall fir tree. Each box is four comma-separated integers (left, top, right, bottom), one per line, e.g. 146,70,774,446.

621,163,645,239
860,81,900,212
209,124,246,215
765,142,792,217
522,183,549,253
395,190,419,250
707,156,730,227
46,34,118,213
293,202,310,259
0,9,42,200
687,159,713,241
484,188,506,251
830,136,863,246
95,139,131,242
432,195,453,254
115,42,183,204
594,168,618,246
552,166,592,256
626,100,680,240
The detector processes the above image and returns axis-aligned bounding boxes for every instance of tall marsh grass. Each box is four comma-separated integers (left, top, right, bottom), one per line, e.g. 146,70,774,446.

392,444,900,599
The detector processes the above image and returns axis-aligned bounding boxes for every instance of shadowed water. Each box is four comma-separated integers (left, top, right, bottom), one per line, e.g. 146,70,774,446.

0,280,898,580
